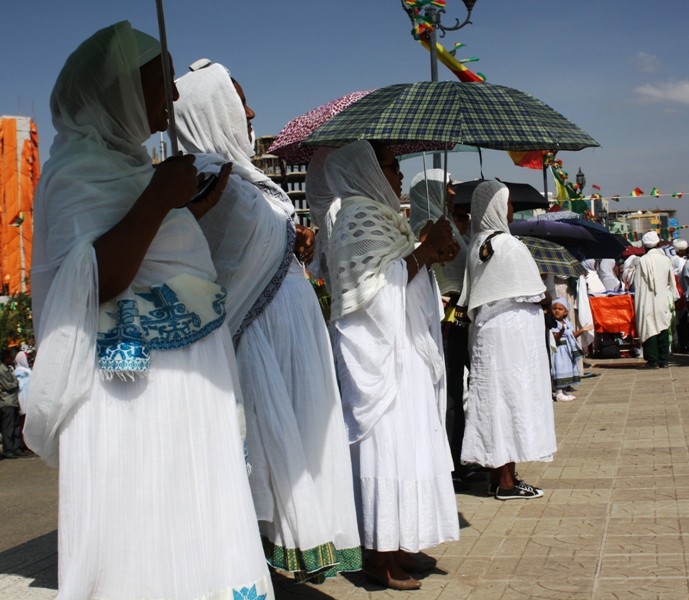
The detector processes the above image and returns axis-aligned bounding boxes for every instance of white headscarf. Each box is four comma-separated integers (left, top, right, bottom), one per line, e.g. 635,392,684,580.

325,141,415,320
305,147,340,284
598,259,621,291
325,140,401,212
409,168,449,235
459,180,545,315
673,239,688,251
409,169,468,295
174,62,294,337
175,63,268,185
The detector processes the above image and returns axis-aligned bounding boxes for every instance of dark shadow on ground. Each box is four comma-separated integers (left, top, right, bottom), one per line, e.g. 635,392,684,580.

0,530,58,590
272,569,346,599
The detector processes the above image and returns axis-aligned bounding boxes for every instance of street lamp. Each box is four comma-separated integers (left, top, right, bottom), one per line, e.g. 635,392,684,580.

599,206,608,229
402,0,479,166
575,168,586,194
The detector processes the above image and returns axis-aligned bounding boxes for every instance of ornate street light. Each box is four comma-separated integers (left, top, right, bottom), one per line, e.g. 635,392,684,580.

401,0,479,166
575,168,586,194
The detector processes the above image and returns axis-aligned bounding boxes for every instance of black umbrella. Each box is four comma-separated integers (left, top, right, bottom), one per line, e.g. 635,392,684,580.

452,180,549,213
509,221,595,247
561,219,627,259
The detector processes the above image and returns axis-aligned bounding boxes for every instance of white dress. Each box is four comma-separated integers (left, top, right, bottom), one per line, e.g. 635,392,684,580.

58,327,273,599
335,260,460,552
236,257,361,580
462,298,557,468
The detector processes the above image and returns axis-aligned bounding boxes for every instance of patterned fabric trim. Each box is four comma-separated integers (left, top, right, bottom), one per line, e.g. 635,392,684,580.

261,536,362,583
98,275,227,375
553,375,581,387
233,218,296,346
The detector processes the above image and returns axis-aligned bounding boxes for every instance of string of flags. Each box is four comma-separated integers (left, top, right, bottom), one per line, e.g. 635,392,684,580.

623,225,689,242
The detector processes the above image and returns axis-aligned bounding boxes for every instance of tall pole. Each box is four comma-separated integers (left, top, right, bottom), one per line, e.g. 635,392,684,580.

155,0,179,155
18,223,25,293
428,7,441,169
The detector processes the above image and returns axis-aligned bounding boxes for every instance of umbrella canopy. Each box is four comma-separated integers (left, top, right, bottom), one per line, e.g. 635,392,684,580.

303,81,600,152
621,245,645,257
518,237,589,279
561,219,627,259
268,89,475,165
509,220,596,247
533,210,582,221
452,180,549,213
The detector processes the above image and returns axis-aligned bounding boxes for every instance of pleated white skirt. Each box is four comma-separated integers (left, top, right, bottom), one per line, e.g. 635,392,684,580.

462,298,557,468
57,327,273,600
236,258,361,578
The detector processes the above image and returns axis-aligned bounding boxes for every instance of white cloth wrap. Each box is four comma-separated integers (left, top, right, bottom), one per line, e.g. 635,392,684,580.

634,248,678,342
576,275,595,348
175,63,268,185
328,197,416,320
336,260,458,551
598,259,621,292
459,180,544,316
409,168,468,295
305,147,340,284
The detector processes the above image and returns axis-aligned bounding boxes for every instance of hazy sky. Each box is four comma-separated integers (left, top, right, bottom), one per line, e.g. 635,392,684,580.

2,0,688,222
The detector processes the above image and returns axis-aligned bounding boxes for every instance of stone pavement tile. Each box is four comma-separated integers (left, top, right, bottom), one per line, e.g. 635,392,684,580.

602,534,685,556
517,501,608,519
614,476,677,489
612,487,689,502
605,517,685,536
537,477,615,489
485,554,599,580
544,489,612,503
436,579,508,599
502,578,594,599
598,555,687,578
526,516,607,536
593,577,689,600
0,576,56,600
496,535,603,557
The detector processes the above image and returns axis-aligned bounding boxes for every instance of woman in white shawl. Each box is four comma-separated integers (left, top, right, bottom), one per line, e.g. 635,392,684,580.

327,140,460,590
174,62,362,583
598,258,622,292
460,180,556,500
24,23,273,599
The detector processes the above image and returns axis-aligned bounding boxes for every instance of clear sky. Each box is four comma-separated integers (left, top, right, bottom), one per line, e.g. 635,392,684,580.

2,0,688,223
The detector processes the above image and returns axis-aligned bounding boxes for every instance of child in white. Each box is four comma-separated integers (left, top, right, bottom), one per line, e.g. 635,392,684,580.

550,298,593,401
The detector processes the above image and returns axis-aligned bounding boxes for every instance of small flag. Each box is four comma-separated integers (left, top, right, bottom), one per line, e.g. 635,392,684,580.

630,187,644,197
449,42,466,57
507,150,546,170
592,184,601,190
673,192,684,199
611,195,620,202
651,187,660,197
9,212,24,227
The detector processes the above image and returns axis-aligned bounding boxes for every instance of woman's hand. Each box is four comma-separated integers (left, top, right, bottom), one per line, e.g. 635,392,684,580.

187,162,233,221
295,224,316,265
146,154,199,212
418,220,433,243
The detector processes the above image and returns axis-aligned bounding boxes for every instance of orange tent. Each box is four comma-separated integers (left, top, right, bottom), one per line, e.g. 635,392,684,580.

0,116,39,295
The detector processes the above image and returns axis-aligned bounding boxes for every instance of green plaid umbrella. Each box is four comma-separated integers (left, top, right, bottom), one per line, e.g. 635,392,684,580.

518,237,589,279
303,81,599,152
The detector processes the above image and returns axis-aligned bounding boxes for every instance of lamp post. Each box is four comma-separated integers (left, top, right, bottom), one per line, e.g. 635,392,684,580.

402,0,478,167
575,168,586,195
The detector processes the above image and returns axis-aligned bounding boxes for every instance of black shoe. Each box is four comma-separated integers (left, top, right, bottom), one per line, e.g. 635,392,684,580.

488,483,498,496
2,452,18,460
495,483,543,500
644,362,659,369
659,364,669,369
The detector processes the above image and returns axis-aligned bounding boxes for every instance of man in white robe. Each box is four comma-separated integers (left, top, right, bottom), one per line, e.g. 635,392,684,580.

634,231,678,368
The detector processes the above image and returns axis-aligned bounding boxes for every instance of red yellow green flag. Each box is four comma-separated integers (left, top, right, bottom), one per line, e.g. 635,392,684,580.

673,192,684,199
630,187,644,197
650,187,660,197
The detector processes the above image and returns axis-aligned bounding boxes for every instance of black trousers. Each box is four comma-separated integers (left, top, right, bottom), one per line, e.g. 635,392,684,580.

643,329,670,366
445,327,470,475
1,405,21,455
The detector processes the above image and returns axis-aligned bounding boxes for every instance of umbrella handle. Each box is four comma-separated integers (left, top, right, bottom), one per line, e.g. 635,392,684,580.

443,142,449,218
155,0,179,155
422,152,431,222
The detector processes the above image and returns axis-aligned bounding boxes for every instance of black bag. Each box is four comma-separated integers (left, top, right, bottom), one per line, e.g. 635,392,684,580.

597,334,621,359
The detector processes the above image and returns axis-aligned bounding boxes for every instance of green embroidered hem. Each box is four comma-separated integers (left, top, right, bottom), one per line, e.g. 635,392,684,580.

262,537,362,583
553,375,581,387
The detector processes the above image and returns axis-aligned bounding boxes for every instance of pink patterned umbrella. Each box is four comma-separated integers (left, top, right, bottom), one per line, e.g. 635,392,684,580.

268,90,460,165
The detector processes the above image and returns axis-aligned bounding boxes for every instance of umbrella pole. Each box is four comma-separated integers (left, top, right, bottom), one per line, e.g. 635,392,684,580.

422,152,431,221
155,0,179,155
443,142,449,218
542,162,549,207
477,147,484,179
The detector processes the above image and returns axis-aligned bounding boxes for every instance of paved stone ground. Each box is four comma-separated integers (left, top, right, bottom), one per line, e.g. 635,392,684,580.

2,355,689,599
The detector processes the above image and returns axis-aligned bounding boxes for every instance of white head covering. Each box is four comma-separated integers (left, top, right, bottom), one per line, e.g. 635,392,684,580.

325,141,415,319
471,180,511,238
305,147,337,231
132,29,161,67
551,297,570,312
674,238,688,251
459,179,545,314
175,62,268,184
582,259,597,271
598,259,621,292
409,168,468,295
14,351,30,371
325,140,401,212
409,168,449,235
643,231,660,248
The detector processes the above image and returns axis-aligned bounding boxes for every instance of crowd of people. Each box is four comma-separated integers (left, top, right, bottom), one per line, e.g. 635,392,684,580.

2,19,683,600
